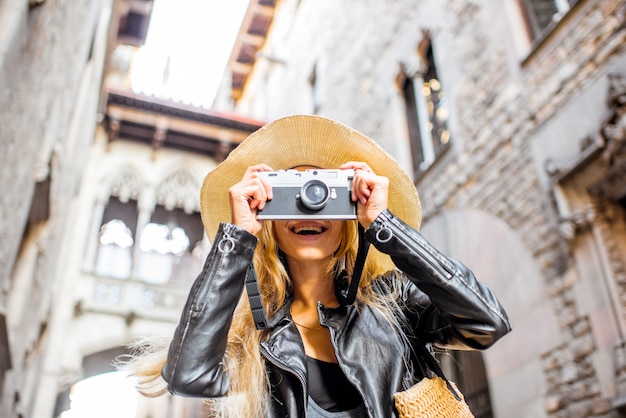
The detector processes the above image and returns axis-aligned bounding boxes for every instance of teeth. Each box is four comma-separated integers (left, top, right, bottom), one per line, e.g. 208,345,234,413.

293,226,324,235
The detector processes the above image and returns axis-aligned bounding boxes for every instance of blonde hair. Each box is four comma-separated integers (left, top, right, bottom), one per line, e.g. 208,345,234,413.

123,220,407,417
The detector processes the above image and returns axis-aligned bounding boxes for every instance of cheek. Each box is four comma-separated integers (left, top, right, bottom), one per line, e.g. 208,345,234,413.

329,230,343,246
328,222,345,241
274,230,289,251
272,222,289,245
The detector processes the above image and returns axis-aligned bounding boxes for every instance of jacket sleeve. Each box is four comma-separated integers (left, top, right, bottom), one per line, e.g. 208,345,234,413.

162,222,257,397
365,209,511,350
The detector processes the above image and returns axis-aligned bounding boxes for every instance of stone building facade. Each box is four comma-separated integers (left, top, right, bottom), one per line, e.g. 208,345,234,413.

0,0,114,416
1,0,263,416
36,89,263,417
214,0,626,417
27,5,265,417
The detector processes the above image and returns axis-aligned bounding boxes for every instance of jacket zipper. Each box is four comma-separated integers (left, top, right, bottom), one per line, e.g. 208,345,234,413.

401,340,414,391
190,248,222,315
167,252,222,379
259,344,308,415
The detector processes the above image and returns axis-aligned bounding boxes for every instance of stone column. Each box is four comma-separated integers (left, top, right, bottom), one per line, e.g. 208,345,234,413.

82,194,108,273
131,195,155,280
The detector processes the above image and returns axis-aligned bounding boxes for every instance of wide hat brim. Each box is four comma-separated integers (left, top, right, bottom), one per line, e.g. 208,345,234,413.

200,115,421,240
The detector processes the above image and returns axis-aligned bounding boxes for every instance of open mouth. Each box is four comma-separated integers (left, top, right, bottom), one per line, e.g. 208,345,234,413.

291,225,327,235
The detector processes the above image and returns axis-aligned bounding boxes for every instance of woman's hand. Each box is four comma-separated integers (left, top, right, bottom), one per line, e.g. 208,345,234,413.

228,164,274,235
340,162,389,229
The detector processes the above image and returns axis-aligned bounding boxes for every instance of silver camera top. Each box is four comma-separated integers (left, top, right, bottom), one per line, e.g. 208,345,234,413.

256,169,356,220
258,169,354,186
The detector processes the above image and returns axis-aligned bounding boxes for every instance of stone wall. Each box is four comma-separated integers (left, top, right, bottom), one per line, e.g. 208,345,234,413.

0,0,110,416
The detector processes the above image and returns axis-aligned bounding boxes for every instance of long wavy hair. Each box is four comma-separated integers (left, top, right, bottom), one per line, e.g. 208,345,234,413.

122,220,408,417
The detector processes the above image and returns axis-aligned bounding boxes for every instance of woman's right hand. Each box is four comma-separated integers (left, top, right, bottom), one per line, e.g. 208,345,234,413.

228,164,274,235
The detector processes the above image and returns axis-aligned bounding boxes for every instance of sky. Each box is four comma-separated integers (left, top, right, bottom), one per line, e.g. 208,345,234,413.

130,0,250,108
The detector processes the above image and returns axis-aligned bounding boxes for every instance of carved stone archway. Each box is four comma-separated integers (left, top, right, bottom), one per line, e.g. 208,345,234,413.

545,73,626,412
421,208,557,417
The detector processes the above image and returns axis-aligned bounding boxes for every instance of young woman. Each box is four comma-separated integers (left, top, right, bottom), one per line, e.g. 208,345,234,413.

128,115,511,417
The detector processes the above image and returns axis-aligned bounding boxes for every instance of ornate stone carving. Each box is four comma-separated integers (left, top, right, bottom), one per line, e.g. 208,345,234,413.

592,201,626,305
547,74,626,193
558,206,596,242
108,166,143,203
601,73,626,165
544,74,626,416
589,160,626,199
544,135,605,182
607,73,626,108
93,281,122,305
155,169,200,213
106,116,120,148
141,287,186,310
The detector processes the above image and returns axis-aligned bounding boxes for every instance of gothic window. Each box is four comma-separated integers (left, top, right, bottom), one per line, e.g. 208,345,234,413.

134,169,204,284
400,37,451,177
91,167,203,284
135,206,203,285
92,166,142,278
94,197,138,279
519,0,579,42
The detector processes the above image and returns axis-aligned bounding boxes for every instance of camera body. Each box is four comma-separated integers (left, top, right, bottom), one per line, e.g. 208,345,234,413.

256,169,356,220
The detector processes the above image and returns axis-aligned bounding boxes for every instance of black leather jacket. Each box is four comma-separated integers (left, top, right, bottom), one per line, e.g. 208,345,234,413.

163,209,511,417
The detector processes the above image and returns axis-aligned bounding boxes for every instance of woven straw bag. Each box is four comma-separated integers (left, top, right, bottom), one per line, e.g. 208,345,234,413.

394,374,474,418
394,341,475,418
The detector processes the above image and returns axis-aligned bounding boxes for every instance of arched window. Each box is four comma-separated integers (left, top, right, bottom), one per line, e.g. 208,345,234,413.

94,197,138,279
136,206,203,285
91,168,203,285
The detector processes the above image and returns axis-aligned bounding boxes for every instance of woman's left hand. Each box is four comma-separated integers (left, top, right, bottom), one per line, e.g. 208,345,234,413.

340,162,389,229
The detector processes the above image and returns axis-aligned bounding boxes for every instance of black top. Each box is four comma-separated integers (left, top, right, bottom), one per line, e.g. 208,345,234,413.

306,356,364,412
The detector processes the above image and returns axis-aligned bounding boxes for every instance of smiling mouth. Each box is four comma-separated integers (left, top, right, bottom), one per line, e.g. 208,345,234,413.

291,225,327,235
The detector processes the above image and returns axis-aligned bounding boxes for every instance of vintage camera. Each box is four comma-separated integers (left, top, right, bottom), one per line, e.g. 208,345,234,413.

256,169,356,220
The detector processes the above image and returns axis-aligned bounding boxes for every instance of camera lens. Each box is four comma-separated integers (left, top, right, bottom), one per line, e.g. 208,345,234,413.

299,180,329,210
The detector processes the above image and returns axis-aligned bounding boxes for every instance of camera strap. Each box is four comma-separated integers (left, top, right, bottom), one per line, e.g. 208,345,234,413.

247,224,370,330
245,265,268,329
336,224,370,306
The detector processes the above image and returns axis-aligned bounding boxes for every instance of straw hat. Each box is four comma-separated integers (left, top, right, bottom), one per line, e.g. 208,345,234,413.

200,115,421,239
